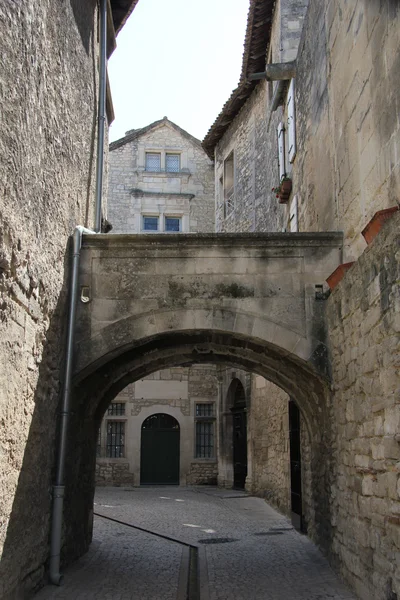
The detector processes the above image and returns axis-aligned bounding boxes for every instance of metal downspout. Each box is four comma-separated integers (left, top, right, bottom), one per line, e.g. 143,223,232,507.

94,0,107,234
49,0,107,585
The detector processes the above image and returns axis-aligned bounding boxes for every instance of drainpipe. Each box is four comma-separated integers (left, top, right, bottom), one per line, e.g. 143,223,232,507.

49,0,108,585
49,225,93,585
94,0,108,234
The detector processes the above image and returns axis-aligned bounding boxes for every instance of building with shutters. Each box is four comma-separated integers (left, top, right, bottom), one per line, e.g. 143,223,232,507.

96,118,219,487
202,1,400,599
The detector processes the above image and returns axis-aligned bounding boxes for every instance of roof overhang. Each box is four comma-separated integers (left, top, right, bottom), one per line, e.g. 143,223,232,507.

110,0,140,35
202,0,275,159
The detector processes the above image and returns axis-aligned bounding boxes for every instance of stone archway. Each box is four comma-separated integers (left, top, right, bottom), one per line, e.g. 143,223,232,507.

62,328,334,568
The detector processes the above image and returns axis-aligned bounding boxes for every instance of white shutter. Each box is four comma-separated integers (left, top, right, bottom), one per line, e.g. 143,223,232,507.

287,79,297,163
289,195,298,232
277,122,286,179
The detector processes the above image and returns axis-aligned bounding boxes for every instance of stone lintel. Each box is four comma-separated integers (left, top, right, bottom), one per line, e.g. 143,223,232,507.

130,188,195,201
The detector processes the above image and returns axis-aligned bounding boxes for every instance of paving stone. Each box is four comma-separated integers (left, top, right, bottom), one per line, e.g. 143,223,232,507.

35,487,355,600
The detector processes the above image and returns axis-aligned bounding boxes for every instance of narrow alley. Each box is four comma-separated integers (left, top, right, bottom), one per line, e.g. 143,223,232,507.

36,487,355,600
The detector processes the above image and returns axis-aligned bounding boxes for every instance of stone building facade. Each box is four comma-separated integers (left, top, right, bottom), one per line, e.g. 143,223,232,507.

96,365,219,487
96,119,217,487
204,1,400,599
0,1,137,597
107,117,215,234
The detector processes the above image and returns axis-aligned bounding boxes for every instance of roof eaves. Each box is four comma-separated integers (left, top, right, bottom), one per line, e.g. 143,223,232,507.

110,0,140,35
202,0,275,159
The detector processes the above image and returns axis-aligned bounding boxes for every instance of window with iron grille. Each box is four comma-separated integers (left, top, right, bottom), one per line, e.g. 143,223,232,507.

142,215,159,231
165,216,181,232
196,403,214,417
165,153,180,173
195,403,215,458
107,402,125,416
106,421,125,458
223,151,235,217
96,428,101,457
145,152,161,172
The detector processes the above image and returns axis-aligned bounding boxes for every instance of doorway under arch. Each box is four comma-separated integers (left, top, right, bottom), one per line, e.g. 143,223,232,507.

140,413,180,485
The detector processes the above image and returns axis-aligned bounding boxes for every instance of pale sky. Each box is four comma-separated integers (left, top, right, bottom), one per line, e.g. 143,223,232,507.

108,0,250,143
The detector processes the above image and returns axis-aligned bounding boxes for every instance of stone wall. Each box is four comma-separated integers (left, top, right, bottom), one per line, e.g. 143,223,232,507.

95,461,134,486
248,375,313,530
186,462,218,486
215,0,399,258
215,81,286,234
249,376,291,514
108,120,215,234
215,0,308,235
327,213,400,600
0,1,100,596
294,0,400,260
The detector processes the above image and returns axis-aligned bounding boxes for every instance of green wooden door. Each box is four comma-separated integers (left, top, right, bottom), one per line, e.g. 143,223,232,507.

140,414,180,485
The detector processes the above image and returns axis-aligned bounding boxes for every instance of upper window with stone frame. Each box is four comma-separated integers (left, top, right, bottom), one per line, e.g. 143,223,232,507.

145,152,161,172
145,151,181,173
223,151,235,217
165,153,180,173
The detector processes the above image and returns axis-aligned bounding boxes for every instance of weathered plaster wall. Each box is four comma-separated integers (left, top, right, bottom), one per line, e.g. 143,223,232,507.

294,0,400,260
96,365,219,486
0,1,99,596
108,122,215,234
327,213,400,600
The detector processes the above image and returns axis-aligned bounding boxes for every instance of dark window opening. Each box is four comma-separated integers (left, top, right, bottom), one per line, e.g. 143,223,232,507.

165,217,181,232
106,421,125,458
143,216,159,231
195,402,215,458
223,151,235,217
107,402,125,416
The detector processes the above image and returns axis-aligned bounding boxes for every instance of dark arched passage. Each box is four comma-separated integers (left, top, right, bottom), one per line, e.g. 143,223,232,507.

63,329,334,566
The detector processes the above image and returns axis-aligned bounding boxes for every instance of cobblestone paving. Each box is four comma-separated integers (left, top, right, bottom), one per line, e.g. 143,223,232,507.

36,487,356,600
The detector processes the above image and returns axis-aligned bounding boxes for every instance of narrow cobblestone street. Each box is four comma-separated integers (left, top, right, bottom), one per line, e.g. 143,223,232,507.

36,487,355,600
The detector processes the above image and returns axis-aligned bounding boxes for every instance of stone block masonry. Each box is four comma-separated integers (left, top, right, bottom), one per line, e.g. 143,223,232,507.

0,1,104,596
327,212,400,600
108,119,215,235
294,0,400,261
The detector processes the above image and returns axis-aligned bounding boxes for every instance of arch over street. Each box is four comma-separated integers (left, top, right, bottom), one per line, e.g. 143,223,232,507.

62,232,342,565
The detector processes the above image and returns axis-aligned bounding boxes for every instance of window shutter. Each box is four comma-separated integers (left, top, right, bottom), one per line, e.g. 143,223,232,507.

289,195,298,232
277,122,286,179
287,79,297,163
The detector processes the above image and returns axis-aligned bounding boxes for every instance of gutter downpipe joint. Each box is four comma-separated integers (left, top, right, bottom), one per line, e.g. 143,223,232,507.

49,0,107,585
